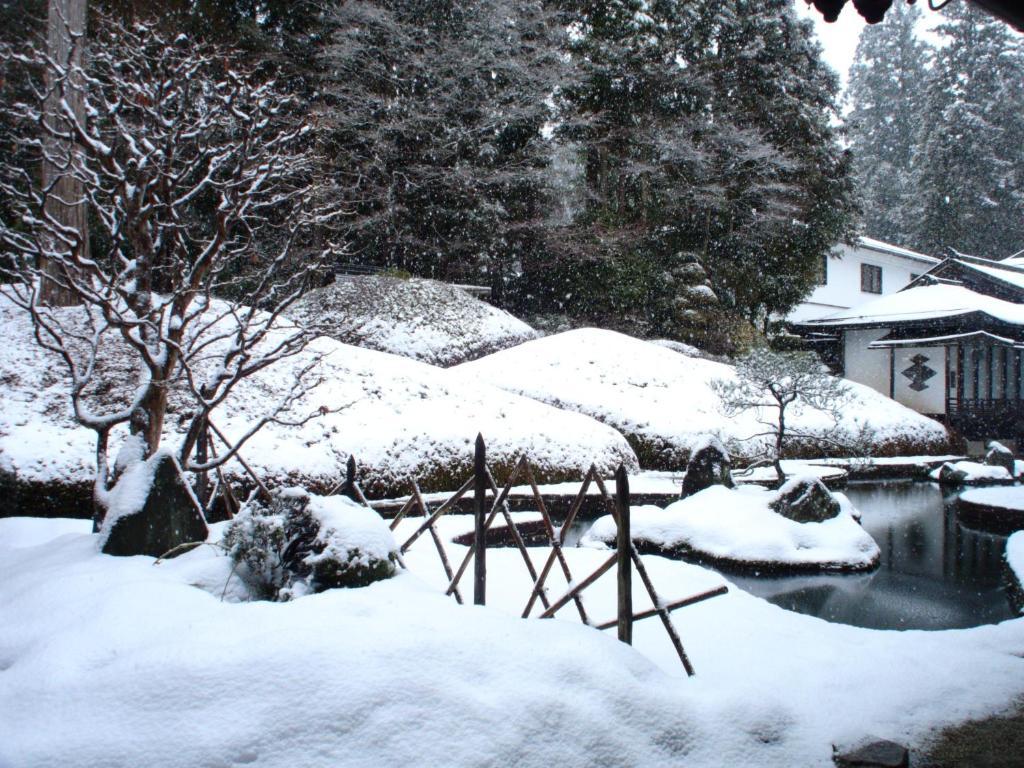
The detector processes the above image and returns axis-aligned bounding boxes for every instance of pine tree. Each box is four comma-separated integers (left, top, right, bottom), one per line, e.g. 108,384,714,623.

911,2,1024,258
845,1,929,247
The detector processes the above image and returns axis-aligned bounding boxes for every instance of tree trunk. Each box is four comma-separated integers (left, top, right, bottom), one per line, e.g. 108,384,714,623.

40,0,89,307
774,407,786,488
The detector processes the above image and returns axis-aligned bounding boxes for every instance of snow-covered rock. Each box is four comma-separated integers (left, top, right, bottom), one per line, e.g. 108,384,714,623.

454,328,951,469
930,460,1014,486
291,276,537,367
582,484,879,572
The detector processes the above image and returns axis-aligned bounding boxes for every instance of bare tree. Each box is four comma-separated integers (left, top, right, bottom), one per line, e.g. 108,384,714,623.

711,348,852,485
0,19,330,526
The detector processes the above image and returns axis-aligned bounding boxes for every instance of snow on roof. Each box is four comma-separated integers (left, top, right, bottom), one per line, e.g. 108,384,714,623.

955,258,1024,293
797,283,1024,328
857,236,939,264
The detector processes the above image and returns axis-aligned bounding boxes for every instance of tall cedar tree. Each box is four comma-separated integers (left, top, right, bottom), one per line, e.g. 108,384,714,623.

696,0,856,330
320,0,565,304
844,1,928,248
911,2,1024,258
541,0,727,344
546,0,855,344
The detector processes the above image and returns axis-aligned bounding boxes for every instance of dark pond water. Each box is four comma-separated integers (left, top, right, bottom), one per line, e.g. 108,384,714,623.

723,482,1016,631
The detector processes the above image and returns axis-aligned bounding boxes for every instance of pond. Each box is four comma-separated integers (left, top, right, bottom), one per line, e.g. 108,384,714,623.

722,482,1017,631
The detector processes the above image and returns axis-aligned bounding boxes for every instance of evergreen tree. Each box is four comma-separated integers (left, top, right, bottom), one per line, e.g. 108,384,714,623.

539,0,733,344
845,0,929,247
686,0,857,330
911,2,1024,258
320,0,564,302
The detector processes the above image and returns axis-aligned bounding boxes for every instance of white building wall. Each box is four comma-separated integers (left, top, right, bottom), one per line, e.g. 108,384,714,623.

843,328,890,395
892,346,946,415
787,241,936,323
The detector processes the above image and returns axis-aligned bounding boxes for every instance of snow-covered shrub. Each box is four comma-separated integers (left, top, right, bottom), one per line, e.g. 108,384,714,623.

224,489,397,600
291,276,537,366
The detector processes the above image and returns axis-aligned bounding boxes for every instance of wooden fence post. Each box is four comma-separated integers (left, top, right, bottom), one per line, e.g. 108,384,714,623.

195,419,209,511
474,433,487,606
344,455,357,501
615,464,632,644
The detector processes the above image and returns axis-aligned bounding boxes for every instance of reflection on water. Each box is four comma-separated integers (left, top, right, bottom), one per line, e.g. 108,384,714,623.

724,482,1016,630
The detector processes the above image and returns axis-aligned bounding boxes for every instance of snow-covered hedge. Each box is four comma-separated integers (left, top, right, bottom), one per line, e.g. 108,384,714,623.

291,276,537,367
0,297,637,506
454,328,951,469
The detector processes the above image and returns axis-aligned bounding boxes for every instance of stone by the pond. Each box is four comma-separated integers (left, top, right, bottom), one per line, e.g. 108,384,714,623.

101,452,208,558
985,440,1015,475
770,476,840,523
680,437,734,499
833,738,909,768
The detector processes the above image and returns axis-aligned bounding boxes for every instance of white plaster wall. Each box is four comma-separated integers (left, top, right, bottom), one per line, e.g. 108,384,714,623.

788,242,936,323
892,346,946,415
843,328,890,396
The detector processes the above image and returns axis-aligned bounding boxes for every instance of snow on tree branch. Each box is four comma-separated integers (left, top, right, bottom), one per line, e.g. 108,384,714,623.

0,17,331,525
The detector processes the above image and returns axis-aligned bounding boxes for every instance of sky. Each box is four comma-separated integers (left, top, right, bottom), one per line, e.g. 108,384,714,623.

792,0,869,90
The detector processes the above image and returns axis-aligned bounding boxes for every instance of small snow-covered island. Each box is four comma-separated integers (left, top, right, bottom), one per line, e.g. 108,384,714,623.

3,2,1024,768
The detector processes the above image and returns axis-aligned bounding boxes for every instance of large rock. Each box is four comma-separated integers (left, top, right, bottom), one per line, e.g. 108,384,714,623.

770,476,840,523
101,452,208,557
984,440,1015,475
680,437,734,499
833,738,908,768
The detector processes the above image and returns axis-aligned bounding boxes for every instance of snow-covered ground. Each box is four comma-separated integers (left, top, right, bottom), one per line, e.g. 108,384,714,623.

2,513,1023,768
581,485,880,571
454,328,951,469
291,276,537,367
0,297,636,499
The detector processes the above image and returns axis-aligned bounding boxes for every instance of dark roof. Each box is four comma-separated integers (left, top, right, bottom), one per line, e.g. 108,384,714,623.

806,0,1024,31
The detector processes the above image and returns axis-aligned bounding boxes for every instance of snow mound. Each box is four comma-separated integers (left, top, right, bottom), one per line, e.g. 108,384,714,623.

582,484,879,571
0,296,636,503
454,328,950,469
291,276,537,367
218,337,639,497
3,518,1024,767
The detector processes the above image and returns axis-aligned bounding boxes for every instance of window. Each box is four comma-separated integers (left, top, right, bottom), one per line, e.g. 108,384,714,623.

819,253,828,285
910,273,920,282
861,263,882,294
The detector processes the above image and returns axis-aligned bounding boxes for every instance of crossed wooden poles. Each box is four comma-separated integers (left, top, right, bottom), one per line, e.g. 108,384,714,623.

381,435,727,676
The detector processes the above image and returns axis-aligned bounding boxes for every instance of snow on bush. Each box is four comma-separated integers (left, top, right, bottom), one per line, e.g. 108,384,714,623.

454,328,951,469
291,276,537,367
582,485,880,571
0,296,637,502
224,489,397,599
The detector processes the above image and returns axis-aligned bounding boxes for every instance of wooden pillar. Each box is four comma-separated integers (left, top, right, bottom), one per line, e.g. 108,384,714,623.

473,433,487,606
888,348,895,400
615,464,632,645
